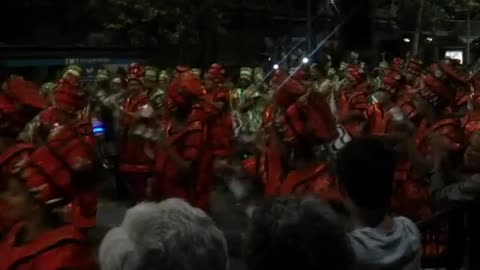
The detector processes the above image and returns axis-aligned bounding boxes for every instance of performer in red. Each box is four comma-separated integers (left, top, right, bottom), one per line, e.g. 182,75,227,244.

460,71,480,172
0,120,97,270
203,63,235,159
389,57,423,103
391,61,468,220
26,69,98,230
445,59,471,113
462,93,480,143
414,62,468,164
337,64,371,137
243,69,340,203
175,66,190,78
0,77,46,238
403,58,423,90
368,70,405,135
118,63,154,202
151,71,210,209
21,68,88,146
200,64,236,209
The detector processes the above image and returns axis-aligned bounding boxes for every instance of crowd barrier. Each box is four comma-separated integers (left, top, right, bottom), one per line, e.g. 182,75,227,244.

417,204,467,270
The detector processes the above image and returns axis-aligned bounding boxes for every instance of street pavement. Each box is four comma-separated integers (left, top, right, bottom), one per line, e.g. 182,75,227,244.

95,178,248,270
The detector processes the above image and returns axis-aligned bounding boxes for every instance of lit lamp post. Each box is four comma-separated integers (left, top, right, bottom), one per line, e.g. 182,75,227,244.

307,0,313,52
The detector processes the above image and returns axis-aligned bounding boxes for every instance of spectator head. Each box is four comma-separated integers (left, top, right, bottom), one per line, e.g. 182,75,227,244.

246,196,352,270
336,136,395,212
99,199,228,270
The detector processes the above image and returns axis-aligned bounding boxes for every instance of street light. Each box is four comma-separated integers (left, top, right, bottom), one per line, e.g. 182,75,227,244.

273,64,279,70
426,37,433,42
403,38,411,43
302,57,309,64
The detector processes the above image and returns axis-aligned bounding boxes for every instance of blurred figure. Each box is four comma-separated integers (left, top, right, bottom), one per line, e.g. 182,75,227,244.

148,70,170,113
204,64,235,159
0,77,46,238
151,71,209,209
39,82,56,106
246,196,352,270
0,116,98,269
111,77,125,93
191,68,202,79
118,64,154,202
143,66,159,95
99,199,228,270
336,137,422,270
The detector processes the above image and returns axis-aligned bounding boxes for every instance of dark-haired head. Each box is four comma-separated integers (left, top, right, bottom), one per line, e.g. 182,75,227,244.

335,136,395,225
246,196,353,270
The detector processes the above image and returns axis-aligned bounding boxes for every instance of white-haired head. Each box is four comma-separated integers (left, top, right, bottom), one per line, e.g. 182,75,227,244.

99,199,228,270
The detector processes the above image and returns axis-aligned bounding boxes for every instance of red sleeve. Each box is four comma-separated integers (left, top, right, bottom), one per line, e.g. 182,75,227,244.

69,189,98,229
434,119,466,151
242,157,258,178
367,103,391,135
349,92,370,114
215,88,230,104
338,90,349,118
182,126,205,161
310,175,343,204
262,106,274,127
285,104,306,137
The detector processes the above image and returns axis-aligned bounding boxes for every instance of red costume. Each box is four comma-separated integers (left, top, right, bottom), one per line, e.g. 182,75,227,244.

203,63,235,158
416,63,468,160
31,75,88,144
366,60,433,221
391,159,431,221
393,57,422,102
0,223,96,270
463,94,480,140
19,72,98,230
390,57,405,73
0,123,97,269
244,70,341,202
0,144,35,234
338,65,370,137
440,59,470,112
118,64,154,201
461,70,480,141
152,71,210,210
0,77,46,236
413,61,468,258
460,86,480,172
368,70,404,135
0,77,45,137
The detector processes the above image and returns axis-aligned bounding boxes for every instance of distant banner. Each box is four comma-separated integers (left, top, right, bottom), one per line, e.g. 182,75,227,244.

5,59,65,67
64,58,136,65
5,58,137,67
82,63,134,82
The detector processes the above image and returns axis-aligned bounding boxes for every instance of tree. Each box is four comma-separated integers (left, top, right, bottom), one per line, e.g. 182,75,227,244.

103,0,225,47
375,0,474,56
0,0,101,45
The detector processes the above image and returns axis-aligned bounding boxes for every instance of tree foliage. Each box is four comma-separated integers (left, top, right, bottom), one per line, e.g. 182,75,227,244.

103,0,225,47
376,0,480,32
0,0,102,45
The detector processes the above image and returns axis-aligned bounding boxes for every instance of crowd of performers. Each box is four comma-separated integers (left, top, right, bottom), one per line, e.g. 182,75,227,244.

1,54,480,268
